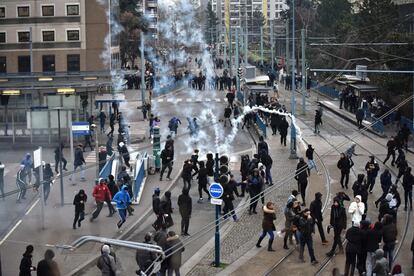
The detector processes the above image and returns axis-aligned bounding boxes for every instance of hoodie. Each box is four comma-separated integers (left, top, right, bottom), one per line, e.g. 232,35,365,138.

112,185,131,209
348,195,365,224
372,249,389,276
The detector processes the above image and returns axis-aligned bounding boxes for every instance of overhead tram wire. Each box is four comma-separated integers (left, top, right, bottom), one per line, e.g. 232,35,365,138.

143,95,414,275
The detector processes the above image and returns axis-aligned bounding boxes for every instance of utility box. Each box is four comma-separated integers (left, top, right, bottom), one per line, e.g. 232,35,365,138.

245,66,256,79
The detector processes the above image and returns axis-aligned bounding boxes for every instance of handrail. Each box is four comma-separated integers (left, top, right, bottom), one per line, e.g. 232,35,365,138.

56,235,165,258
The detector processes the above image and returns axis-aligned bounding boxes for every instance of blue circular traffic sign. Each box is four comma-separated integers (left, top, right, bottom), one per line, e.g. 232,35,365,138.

209,183,223,199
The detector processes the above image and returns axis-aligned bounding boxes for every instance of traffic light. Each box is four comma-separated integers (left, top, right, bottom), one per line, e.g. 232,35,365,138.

237,67,243,79
218,155,229,185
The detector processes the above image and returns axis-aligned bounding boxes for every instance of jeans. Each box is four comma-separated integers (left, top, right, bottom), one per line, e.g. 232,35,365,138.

117,208,127,228
70,164,85,181
167,268,180,276
280,135,287,146
383,242,395,271
298,181,308,205
384,151,395,165
16,181,27,201
259,230,275,240
308,159,318,173
223,199,237,221
265,165,273,184
73,210,85,227
404,189,413,209
183,178,191,190
365,251,376,276
198,184,209,199
249,190,258,212
55,157,67,173
340,172,350,188
299,234,316,262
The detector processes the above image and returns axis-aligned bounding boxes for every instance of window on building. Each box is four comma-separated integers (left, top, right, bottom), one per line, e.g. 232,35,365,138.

0,57,6,73
42,55,55,72
67,54,80,72
42,5,54,16
17,6,30,17
18,32,30,43
67,30,80,41
0,32,5,43
18,56,30,73
42,30,55,42
66,4,80,16
0,7,5,18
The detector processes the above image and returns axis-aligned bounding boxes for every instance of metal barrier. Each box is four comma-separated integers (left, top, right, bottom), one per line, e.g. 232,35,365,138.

153,80,185,97
371,117,385,135
311,81,340,99
133,152,148,204
255,114,267,138
99,153,116,179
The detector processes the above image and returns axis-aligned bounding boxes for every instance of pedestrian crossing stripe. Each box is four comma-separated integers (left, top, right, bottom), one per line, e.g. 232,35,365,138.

186,98,192,102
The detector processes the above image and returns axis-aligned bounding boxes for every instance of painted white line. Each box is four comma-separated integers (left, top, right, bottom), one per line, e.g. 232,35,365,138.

186,98,192,102
196,98,202,102
158,99,164,103
205,98,211,102
166,98,174,102
25,198,40,215
215,98,221,102
177,98,183,102
0,219,22,246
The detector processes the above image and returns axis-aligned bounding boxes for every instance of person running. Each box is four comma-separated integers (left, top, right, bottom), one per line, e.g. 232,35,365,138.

112,185,132,229
83,133,94,152
177,188,192,236
365,156,380,193
19,245,36,275
73,189,87,229
256,202,277,252
16,165,27,203
306,145,320,175
20,153,33,184
383,137,396,166
90,179,111,222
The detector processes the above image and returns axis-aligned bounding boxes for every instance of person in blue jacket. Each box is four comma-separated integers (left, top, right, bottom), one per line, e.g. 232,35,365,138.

112,185,131,229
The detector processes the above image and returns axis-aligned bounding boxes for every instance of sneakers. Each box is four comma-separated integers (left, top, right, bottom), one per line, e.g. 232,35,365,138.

197,198,203,203
311,260,319,265
322,240,329,245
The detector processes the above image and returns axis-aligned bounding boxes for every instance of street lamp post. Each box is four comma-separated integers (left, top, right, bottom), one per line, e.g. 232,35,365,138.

260,26,264,67
290,0,297,159
301,29,306,115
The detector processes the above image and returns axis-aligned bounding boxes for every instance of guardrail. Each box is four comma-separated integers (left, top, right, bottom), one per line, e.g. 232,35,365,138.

133,152,148,204
153,80,185,97
311,81,340,99
99,153,116,179
371,117,385,135
255,113,267,138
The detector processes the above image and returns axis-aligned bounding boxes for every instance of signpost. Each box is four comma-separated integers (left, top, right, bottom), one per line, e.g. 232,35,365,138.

33,147,45,229
209,182,223,267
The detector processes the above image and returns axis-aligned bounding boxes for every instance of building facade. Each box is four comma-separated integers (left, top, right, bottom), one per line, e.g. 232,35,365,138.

138,0,158,40
0,0,112,74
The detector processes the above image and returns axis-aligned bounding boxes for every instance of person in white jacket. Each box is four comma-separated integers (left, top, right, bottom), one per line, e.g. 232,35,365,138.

348,195,365,225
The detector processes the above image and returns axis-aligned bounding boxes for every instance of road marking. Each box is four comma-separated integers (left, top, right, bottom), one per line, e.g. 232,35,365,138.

196,98,202,102
166,98,174,102
157,99,164,103
205,98,211,102
186,98,192,102
177,98,183,102
215,98,221,102
25,198,40,215
0,219,22,246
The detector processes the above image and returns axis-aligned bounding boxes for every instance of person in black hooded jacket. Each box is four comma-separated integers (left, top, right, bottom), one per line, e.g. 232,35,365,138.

326,198,347,257
366,221,383,276
295,158,309,206
310,192,328,244
19,245,36,276
344,221,362,276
